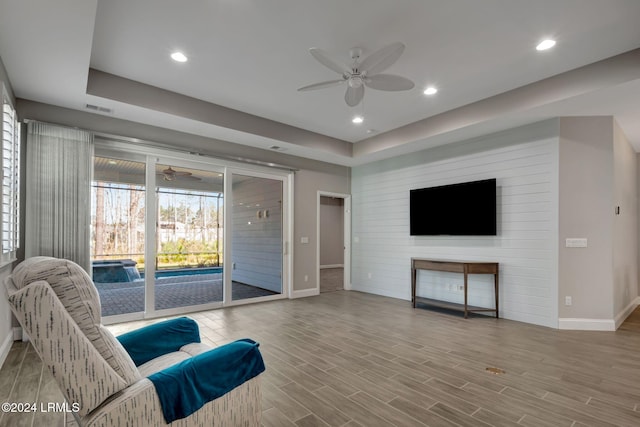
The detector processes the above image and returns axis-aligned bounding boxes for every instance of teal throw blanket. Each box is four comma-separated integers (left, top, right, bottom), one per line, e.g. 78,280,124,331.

148,338,265,423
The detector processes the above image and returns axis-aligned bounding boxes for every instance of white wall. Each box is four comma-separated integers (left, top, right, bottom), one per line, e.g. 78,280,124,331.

231,176,283,292
351,120,560,328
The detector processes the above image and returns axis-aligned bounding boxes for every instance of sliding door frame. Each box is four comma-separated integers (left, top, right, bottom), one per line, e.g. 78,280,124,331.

94,139,293,324
224,166,292,306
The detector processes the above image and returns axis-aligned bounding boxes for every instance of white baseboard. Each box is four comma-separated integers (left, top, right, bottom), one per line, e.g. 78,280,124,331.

558,296,640,331
291,288,319,299
614,296,640,330
0,329,13,369
558,318,616,331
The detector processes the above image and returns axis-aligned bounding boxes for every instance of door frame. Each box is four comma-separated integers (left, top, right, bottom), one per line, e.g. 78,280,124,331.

316,191,351,292
94,139,293,324
224,167,292,306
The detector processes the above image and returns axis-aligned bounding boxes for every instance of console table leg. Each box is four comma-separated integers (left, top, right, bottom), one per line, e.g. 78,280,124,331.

463,272,468,319
411,268,416,308
495,273,499,319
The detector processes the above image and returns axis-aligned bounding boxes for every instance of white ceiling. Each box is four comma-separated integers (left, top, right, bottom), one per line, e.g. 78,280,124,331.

1,0,640,166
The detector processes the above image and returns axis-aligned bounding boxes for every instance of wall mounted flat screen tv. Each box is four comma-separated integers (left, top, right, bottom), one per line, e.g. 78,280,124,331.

410,178,497,236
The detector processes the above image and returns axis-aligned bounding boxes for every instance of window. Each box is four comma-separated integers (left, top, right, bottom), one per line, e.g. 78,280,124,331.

1,84,20,262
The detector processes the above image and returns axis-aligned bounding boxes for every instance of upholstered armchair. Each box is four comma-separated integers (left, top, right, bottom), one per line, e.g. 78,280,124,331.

4,257,265,426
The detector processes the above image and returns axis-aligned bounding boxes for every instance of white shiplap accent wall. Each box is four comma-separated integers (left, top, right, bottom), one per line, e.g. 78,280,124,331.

232,177,283,293
351,122,560,328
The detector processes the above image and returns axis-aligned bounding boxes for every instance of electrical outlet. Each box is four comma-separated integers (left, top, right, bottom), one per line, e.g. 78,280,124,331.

565,296,572,306
304,275,308,282
367,272,372,279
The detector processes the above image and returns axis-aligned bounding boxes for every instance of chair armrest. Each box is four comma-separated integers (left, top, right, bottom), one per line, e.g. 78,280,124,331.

116,317,201,366
148,339,266,423
81,376,263,427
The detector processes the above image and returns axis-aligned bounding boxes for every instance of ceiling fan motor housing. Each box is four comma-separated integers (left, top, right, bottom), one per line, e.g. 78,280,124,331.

348,75,364,88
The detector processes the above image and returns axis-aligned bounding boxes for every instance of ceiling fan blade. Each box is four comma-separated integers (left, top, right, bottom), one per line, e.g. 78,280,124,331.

365,74,415,91
309,48,351,75
359,42,405,75
298,79,345,92
345,85,364,107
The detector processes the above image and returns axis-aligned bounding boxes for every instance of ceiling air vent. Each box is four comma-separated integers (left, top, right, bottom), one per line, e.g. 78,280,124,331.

85,103,113,114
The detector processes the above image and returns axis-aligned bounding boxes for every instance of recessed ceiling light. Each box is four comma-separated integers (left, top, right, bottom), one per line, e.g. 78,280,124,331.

423,86,438,95
536,39,556,51
170,51,188,62
352,115,364,124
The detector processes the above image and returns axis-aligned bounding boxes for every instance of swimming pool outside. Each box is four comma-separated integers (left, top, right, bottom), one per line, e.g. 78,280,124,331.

143,267,224,278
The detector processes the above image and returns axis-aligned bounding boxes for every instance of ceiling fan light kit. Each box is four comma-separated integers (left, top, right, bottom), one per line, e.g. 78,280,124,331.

298,42,415,107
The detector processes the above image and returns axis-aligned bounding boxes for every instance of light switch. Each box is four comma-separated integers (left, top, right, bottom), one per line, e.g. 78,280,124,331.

301,236,309,244
565,238,587,248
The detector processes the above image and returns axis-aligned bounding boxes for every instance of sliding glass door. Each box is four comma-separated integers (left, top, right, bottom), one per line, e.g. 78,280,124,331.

91,145,290,322
230,173,283,302
153,163,225,311
91,155,146,317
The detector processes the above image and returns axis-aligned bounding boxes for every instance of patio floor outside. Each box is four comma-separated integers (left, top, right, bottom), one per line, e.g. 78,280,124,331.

96,272,277,316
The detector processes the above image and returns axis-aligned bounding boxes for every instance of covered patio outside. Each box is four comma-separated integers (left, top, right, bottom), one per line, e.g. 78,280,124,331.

93,263,277,316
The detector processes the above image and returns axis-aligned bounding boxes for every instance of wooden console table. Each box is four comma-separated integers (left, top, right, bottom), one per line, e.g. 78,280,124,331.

411,258,499,318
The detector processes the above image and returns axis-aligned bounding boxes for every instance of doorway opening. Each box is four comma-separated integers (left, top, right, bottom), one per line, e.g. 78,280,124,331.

317,192,351,293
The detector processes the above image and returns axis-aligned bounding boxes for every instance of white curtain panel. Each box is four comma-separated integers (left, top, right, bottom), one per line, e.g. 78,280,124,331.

25,122,94,272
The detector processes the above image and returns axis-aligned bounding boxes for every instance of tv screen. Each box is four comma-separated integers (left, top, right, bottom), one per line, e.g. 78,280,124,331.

410,178,497,236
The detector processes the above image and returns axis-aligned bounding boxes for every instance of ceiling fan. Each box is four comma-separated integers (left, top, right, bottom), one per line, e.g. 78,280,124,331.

298,42,415,107
158,167,201,182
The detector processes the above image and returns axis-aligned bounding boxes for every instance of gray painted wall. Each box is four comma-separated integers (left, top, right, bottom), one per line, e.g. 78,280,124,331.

294,170,350,291
557,116,638,325
558,117,615,320
613,121,638,316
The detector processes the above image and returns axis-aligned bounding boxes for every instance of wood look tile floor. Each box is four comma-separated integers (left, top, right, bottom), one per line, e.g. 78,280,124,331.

2,291,640,426
320,268,344,293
